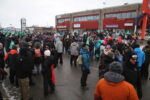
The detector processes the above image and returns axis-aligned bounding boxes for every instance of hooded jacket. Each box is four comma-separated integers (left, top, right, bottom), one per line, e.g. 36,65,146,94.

80,48,90,70
70,42,79,56
94,72,139,100
134,48,145,67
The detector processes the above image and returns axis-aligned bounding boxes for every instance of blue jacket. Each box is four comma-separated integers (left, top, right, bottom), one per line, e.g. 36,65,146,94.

134,48,145,68
80,48,90,70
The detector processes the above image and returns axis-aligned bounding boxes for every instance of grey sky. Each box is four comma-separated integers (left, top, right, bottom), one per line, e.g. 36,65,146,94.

0,0,142,28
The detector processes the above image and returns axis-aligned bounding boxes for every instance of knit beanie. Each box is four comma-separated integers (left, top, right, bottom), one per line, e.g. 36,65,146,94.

107,51,115,58
44,50,51,56
109,61,123,74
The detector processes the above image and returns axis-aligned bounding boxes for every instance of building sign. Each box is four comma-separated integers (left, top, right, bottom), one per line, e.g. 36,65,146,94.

57,26,67,29
21,18,26,31
124,23,133,26
142,0,150,14
74,24,81,28
106,25,119,28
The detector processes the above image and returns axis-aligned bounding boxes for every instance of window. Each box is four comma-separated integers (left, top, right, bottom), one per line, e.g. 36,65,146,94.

57,18,70,23
131,12,137,18
122,13,127,19
73,15,99,22
126,13,130,18
105,11,137,19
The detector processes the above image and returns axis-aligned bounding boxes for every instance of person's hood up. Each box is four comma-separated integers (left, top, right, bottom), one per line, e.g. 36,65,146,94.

56,37,60,42
134,48,142,53
72,42,77,46
80,48,88,55
97,39,101,43
104,72,124,83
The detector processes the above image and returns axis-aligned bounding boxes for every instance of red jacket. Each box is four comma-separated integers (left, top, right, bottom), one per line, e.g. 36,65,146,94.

5,50,18,61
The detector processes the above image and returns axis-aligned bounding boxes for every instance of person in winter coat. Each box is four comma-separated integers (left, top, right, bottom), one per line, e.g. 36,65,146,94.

95,39,101,61
70,39,79,67
55,38,63,64
28,42,35,86
17,42,33,100
50,45,58,67
94,61,139,100
64,38,71,54
5,45,18,86
0,43,5,70
89,38,94,60
123,52,142,99
80,44,90,89
0,43,6,81
34,44,42,74
141,40,150,79
134,44,145,69
99,51,115,78
42,50,55,96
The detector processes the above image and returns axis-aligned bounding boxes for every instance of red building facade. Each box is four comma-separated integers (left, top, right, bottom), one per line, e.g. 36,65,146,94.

56,3,143,33
103,10,136,29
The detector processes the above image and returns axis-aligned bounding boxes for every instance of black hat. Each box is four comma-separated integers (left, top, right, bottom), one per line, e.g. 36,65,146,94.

109,61,123,74
19,42,29,49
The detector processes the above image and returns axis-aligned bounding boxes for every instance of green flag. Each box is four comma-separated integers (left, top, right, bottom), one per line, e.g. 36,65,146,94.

9,40,14,49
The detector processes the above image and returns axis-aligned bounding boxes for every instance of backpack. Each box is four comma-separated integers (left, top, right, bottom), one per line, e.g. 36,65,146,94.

34,48,41,57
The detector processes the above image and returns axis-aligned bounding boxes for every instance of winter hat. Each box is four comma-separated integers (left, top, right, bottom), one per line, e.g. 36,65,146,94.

107,52,115,58
109,61,123,74
44,50,51,56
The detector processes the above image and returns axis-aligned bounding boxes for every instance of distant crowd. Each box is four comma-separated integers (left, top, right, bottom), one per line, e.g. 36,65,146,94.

0,31,150,100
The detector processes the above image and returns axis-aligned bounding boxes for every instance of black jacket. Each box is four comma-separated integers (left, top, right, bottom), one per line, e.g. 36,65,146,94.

51,49,58,67
123,62,142,99
7,50,18,71
17,51,34,78
0,49,5,69
42,55,55,78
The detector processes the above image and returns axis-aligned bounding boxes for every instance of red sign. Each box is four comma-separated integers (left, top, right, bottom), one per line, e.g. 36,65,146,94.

103,18,134,29
142,0,150,14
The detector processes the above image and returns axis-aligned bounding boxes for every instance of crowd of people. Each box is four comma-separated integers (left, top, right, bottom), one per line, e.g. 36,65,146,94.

0,31,150,100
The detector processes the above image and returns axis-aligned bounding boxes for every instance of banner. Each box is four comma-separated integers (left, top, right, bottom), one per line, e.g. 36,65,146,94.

142,0,150,14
